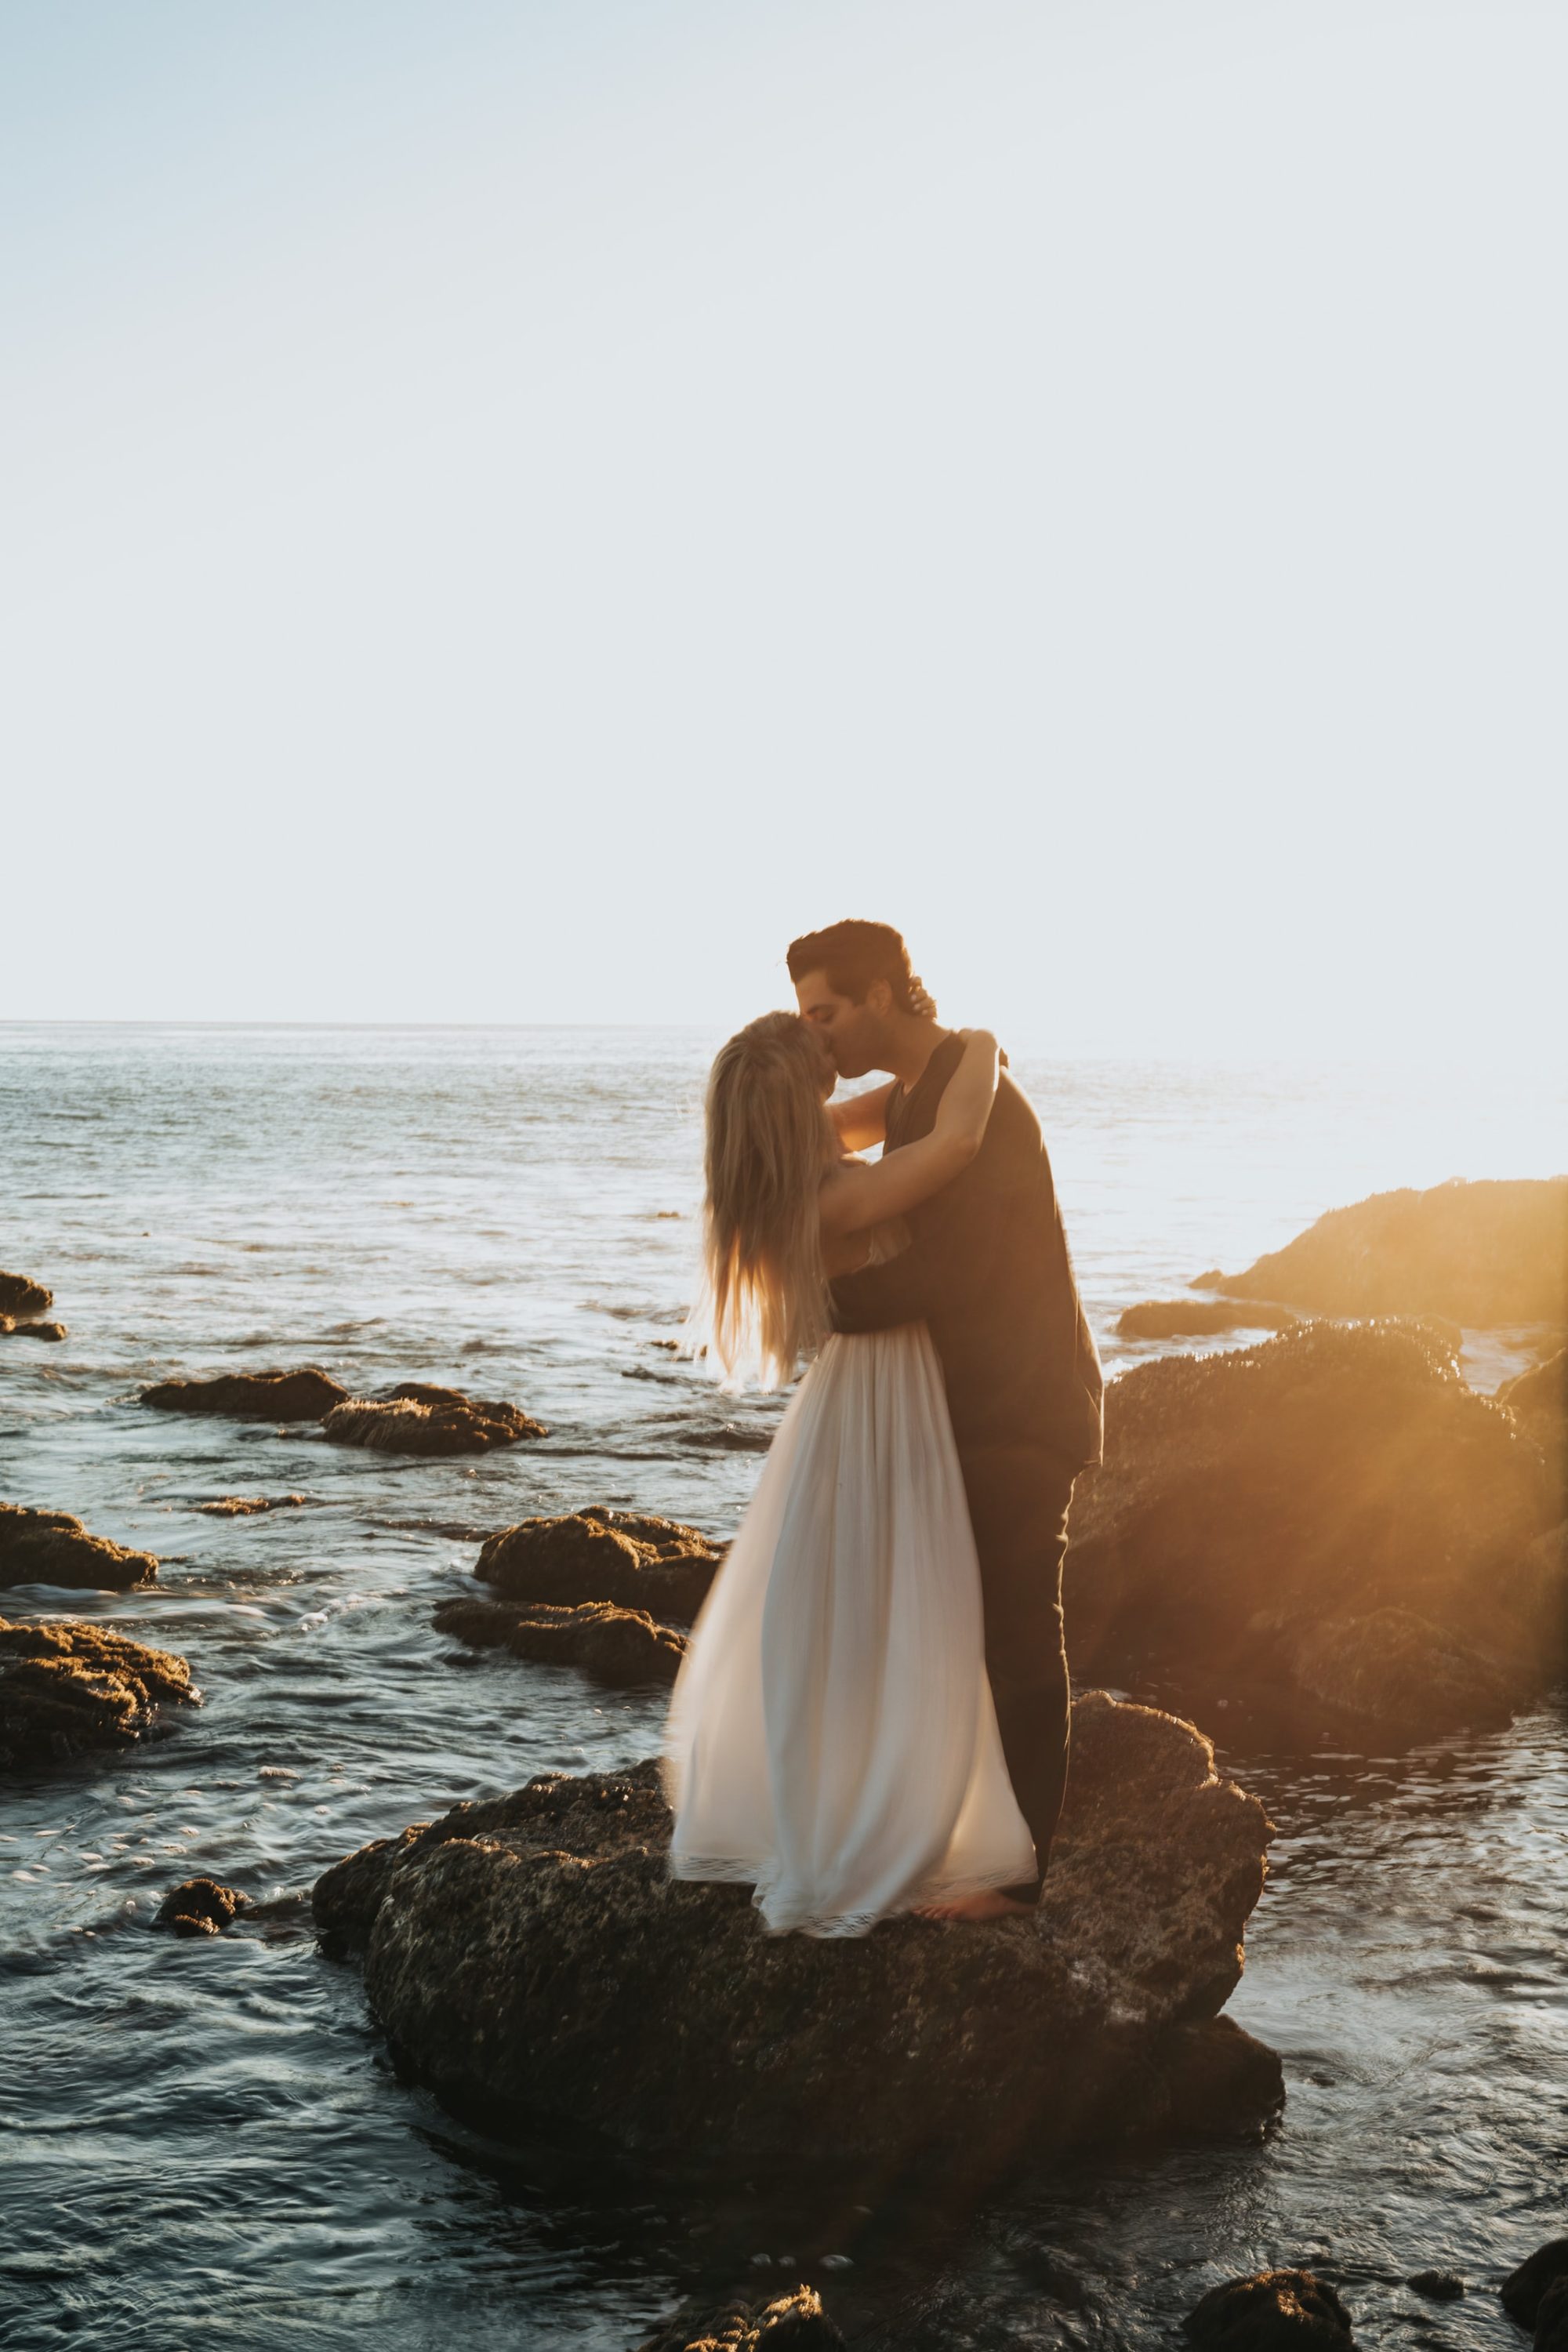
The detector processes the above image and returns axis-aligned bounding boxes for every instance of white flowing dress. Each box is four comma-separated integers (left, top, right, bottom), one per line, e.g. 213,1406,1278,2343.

661,1319,1036,1938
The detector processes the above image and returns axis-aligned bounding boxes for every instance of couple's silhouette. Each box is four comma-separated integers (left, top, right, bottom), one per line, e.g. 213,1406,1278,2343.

661,919,1103,1933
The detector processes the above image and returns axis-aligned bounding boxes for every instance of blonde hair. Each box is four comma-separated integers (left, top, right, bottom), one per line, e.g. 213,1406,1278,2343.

697,1011,835,1389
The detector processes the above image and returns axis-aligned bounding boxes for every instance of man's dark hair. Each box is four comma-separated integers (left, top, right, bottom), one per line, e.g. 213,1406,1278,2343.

786,919,916,1011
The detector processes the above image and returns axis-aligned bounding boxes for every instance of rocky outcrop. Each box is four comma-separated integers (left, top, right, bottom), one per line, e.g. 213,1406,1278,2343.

0,1271,52,1319
0,1617,198,1766
194,1494,308,1517
635,2288,843,2351
1504,2242,1568,2332
0,1504,158,1592
312,1693,1277,2168
1183,2271,1353,2348
1499,1349,1566,1497
434,1595,685,1686
141,1367,348,1420
1064,1322,1563,1737
155,1876,251,1936
1,1317,67,1341
1116,1298,1298,1341
1192,1177,1568,1328
323,1383,547,1455
475,1508,721,1624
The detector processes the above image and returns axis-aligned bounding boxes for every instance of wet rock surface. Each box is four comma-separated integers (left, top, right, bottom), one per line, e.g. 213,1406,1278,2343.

140,1367,349,1420
1182,2270,1354,2348
323,1381,546,1454
0,1617,198,1766
1,1316,67,1341
0,1502,158,1592
312,1693,1276,2168
434,1595,686,1686
1116,1298,1299,1340
475,1508,722,1624
1503,2241,1568,2330
155,1876,252,1936
1406,2271,1465,2302
634,2286,844,2350
0,1270,52,1319
1065,1322,1563,1736
1192,1175,1568,1328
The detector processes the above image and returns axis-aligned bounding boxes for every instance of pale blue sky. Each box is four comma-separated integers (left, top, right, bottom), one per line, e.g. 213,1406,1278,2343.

2,0,1563,1054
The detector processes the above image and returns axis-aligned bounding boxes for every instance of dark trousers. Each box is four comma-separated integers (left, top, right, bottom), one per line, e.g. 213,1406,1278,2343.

958,1442,1078,1904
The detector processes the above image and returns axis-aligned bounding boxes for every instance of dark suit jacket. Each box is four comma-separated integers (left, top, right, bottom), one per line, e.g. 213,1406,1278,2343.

829,1035,1104,1469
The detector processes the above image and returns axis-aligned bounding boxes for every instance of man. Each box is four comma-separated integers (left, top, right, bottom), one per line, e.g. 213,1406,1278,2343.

789,918,1103,1918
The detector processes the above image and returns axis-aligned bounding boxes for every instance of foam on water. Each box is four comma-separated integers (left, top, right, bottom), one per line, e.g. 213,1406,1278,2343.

1,1025,1563,2349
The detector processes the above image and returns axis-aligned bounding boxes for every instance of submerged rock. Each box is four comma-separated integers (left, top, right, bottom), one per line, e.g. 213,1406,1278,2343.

434,1595,685,1686
194,1494,309,1517
1406,2272,1465,2302
0,1271,52,1319
312,1693,1276,2169
1116,1298,1298,1341
475,1508,721,1624
141,1367,348,1421
0,1503,158,1592
323,1382,546,1455
1065,1321,1562,1737
635,2287,844,2350
1192,1176,1568,1328
0,1617,198,1767
1,1317,67,1341
155,1876,251,1936
1183,2270,1353,2348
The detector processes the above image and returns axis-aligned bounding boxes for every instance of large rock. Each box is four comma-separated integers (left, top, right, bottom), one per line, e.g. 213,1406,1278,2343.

1192,1177,1568,1328
1065,1322,1563,1737
1503,2241,1568,2331
323,1382,546,1455
434,1595,686,1686
1116,1299,1298,1341
312,1693,1277,2168
1499,1348,1566,1495
475,1508,721,1624
0,1271,52,1319
1,1317,67,1342
0,1503,158,1592
0,1617,198,1766
140,1367,348,1420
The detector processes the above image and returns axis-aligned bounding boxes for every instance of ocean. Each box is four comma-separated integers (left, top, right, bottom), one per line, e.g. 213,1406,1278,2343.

2,1024,1564,2350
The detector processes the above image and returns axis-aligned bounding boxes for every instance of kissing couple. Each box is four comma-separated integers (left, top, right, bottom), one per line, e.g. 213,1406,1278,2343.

661,920,1105,1936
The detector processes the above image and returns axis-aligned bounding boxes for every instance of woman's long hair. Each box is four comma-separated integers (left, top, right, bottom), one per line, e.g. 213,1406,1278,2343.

697,1011,836,1390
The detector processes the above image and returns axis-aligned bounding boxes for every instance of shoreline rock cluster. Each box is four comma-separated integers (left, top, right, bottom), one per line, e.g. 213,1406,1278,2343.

140,1366,548,1453
314,1692,1279,2169
639,2239,1568,2352
435,1507,724,1687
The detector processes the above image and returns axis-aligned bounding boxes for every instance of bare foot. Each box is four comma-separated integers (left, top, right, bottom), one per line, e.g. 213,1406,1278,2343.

913,1889,1036,1923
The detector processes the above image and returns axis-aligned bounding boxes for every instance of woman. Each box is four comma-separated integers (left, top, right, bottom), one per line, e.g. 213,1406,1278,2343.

661,1011,1035,1936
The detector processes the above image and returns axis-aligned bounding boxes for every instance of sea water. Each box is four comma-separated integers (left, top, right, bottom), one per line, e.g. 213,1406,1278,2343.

1,1025,1563,2349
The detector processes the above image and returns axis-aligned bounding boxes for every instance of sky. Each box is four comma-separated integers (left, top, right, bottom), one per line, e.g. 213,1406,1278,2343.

2,0,1563,1055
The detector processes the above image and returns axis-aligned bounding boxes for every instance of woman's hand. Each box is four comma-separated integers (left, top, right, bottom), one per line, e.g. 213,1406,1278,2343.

908,975,938,1019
